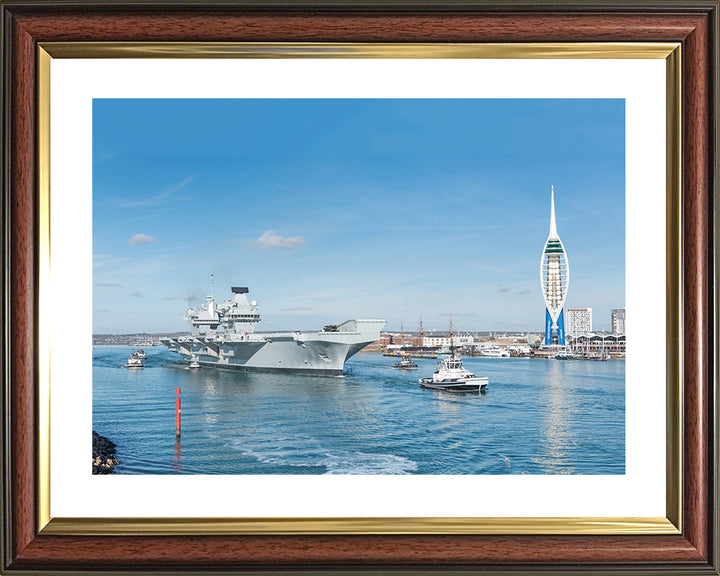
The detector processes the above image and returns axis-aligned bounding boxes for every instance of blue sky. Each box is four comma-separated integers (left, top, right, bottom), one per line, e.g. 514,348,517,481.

93,98,625,334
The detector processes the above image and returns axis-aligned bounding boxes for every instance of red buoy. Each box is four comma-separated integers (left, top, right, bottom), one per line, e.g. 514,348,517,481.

175,388,181,437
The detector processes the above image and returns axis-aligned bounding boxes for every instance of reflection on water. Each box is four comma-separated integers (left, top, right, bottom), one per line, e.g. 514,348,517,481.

429,390,489,422
172,437,183,473
93,347,625,475
534,360,575,474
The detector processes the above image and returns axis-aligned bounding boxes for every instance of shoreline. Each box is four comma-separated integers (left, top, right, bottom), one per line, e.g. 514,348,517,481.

92,431,119,474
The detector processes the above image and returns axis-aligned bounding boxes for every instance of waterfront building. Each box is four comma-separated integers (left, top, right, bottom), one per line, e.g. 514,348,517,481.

611,308,626,335
377,333,393,347
422,334,475,348
540,187,570,345
566,308,592,337
570,333,626,358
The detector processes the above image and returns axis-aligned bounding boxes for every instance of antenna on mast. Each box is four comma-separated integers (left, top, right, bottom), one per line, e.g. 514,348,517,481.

210,274,214,298
449,314,454,354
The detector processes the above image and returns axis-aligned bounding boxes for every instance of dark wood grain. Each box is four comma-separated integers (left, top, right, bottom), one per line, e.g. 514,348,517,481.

2,2,717,573
10,13,37,564
8,534,708,568
11,12,708,42
682,10,710,561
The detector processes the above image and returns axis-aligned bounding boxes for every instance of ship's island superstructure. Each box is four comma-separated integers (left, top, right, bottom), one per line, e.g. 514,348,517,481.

162,286,385,375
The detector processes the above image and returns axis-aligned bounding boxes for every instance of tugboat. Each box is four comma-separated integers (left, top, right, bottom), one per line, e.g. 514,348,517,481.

418,318,487,392
419,354,488,392
393,355,418,370
124,352,144,369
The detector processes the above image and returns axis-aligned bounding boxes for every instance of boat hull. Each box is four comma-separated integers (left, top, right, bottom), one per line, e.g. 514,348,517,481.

163,319,385,376
419,377,488,392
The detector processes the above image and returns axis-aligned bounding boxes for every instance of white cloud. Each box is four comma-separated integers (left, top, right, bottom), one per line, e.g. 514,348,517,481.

253,230,305,250
129,291,143,298
129,233,157,245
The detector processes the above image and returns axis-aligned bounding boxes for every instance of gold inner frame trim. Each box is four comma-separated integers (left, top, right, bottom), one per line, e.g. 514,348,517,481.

664,45,683,532
36,41,682,537
37,46,52,536
40,41,679,59
43,516,678,536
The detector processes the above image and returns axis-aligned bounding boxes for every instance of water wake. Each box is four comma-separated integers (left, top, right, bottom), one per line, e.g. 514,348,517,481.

226,435,418,474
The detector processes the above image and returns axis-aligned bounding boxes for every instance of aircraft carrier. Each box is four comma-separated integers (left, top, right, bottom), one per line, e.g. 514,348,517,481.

162,286,385,375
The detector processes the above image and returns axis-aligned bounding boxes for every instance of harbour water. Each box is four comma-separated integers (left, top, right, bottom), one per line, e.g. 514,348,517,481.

93,346,625,475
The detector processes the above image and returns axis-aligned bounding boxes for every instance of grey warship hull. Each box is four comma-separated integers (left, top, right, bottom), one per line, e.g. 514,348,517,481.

163,320,385,375
163,285,384,375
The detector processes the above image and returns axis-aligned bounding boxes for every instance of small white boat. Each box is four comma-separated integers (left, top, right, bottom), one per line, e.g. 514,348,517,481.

124,354,144,369
419,353,488,393
188,359,201,370
555,349,578,360
134,349,146,359
480,345,510,358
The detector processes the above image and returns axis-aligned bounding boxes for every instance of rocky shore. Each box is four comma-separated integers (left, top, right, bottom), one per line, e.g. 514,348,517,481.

92,431,119,474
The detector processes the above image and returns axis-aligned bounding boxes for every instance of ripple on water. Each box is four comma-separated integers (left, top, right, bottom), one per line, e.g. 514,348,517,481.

226,434,418,474
93,348,626,475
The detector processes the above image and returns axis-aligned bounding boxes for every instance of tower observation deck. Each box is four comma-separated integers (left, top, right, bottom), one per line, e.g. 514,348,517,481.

540,186,570,345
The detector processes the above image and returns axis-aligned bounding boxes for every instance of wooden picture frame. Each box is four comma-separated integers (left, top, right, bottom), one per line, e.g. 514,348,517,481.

1,1,717,573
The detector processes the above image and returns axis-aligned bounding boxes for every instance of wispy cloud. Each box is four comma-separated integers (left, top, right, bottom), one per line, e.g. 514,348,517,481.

248,230,306,250
516,290,531,295
119,175,196,208
164,295,196,304
94,282,123,288
129,291,143,298
96,308,109,313
497,286,511,293
281,306,313,312
93,152,118,165
437,312,476,317
161,174,195,198
130,233,157,245
93,254,132,270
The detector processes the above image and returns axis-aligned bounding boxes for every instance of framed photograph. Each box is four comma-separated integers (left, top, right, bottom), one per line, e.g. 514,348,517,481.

1,1,717,574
